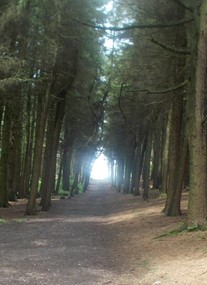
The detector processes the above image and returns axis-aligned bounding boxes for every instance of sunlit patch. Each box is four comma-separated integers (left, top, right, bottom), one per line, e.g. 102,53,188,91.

91,154,110,180
105,1,113,12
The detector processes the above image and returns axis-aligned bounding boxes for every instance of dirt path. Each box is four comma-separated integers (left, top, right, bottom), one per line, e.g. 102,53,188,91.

0,180,207,285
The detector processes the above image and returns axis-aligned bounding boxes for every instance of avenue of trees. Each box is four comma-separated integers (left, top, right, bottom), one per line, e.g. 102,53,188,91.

0,0,107,214
0,0,207,230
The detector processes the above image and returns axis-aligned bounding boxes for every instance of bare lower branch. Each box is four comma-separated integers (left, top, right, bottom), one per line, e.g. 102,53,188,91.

0,76,46,88
170,0,193,12
149,36,191,55
126,80,189,95
81,18,193,31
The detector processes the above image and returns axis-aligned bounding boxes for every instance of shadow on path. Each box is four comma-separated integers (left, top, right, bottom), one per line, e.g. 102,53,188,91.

0,179,143,285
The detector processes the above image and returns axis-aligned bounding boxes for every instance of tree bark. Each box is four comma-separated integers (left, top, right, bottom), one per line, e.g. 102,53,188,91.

163,95,183,215
25,81,51,215
152,121,161,189
142,133,152,200
123,153,132,193
131,143,141,195
116,156,124,192
170,136,189,215
187,1,207,228
0,103,11,207
161,114,171,193
41,93,65,211
20,92,37,198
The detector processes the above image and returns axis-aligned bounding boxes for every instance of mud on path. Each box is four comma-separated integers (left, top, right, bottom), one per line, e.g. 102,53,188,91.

0,180,207,285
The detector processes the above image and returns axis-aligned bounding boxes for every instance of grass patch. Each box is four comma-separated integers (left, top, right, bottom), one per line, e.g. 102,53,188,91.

159,192,167,199
154,224,187,239
13,218,28,223
187,225,207,232
141,258,151,270
0,218,7,225
155,223,207,239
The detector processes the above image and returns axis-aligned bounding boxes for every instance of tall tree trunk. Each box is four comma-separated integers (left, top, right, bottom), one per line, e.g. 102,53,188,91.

123,153,132,193
163,95,183,215
142,133,152,200
62,125,76,193
131,143,141,195
41,132,61,210
41,90,66,207
8,92,22,201
170,136,189,215
25,82,51,215
133,134,148,196
163,4,186,215
152,121,161,189
70,161,81,196
187,1,207,228
55,155,63,194
0,103,11,207
110,160,115,186
83,172,90,192
21,93,36,198
116,156,124,192
0,100,4,146
161,114,171,193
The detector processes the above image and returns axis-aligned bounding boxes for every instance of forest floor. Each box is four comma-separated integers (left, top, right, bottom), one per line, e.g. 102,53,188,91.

0,181,207,285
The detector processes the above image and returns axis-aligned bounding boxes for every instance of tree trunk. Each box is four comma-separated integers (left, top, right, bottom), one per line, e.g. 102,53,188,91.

123,153,132,193
131,143,141,195
0,100,4,146
25,82,51,215
116,156,124,192
0,103,11,207
161,114,171,193
70,162,81,196
163,4,186,215
133,134,148,196
163,95,183,215
152,122,161,189
55,154,63,194
41,94,65,211
110,160,115,186
83,171,90,192
170,136,189,215
142,133,152,200
8,92,22,201
187,1,207,228
20,93,36,198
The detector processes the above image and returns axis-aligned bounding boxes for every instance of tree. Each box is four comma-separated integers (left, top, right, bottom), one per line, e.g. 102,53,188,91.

187,0,207,228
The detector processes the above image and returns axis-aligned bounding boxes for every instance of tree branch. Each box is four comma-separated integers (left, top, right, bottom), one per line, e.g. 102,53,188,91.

126,80,189,95
81,18,194,32
149,36,191,55
170,0,193,13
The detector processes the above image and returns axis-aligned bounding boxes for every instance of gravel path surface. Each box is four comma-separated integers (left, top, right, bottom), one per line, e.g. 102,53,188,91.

0,181,141,285
1,181,207,285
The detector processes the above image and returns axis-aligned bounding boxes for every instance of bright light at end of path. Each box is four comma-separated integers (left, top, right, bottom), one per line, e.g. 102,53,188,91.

91,154,110,180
